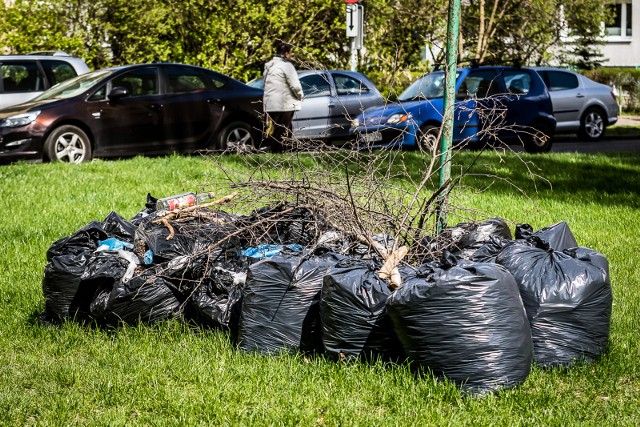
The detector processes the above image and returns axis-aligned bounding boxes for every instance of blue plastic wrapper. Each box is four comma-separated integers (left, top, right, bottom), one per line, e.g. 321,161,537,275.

241,244,304,258
387,255,533,395
97,237,134,251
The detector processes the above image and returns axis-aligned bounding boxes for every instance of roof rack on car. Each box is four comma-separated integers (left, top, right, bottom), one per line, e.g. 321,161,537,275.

27,51,71,57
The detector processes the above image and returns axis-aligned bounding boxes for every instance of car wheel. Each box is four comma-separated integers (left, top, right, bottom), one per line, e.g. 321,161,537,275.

578,108,606,141
44,125,92,163
523,125,553,153
218,121,257,153
416,125,440,151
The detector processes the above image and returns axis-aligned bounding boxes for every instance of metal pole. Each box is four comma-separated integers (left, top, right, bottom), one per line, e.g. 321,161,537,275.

436,0,461,235
349,37,358,71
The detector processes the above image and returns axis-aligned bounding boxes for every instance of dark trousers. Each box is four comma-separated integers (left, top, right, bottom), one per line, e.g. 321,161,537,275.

264,111,295,153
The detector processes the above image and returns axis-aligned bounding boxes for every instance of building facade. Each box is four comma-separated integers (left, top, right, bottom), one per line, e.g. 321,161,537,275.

601,0,639,67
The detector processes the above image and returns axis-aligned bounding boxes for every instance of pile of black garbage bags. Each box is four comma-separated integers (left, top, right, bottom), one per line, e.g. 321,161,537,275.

42,198,612,395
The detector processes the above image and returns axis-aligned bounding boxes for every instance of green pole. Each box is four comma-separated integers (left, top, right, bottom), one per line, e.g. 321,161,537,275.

436,0,461,235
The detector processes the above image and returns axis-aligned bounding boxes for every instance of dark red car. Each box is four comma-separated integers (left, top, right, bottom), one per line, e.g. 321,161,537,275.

0,63,263,163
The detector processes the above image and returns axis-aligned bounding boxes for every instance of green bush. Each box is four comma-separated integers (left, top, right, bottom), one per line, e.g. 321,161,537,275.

582,68,640,113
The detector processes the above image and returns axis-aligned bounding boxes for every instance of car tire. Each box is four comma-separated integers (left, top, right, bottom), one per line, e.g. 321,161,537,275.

523,124,553,154
44,125,92,163
416,125,440,151
578,107,606,142
217,121,257,153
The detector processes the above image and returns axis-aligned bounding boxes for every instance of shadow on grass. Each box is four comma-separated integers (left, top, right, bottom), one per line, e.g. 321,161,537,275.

399,151,640,208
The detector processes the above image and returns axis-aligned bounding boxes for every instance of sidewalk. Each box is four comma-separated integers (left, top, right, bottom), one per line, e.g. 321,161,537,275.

614,115,640,127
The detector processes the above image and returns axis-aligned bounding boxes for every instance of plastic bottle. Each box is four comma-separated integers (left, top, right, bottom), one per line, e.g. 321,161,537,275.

155,191,216,212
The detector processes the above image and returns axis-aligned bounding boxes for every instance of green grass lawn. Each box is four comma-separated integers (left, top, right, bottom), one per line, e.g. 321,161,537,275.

1,151,639,426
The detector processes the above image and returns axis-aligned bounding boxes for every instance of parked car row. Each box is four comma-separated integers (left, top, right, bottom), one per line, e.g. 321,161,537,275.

0,55,620,163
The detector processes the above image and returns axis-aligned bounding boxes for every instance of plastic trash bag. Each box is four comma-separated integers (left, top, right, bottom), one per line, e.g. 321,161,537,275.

451,218,512,259
46,221,108,260
387,254,533,394
42,250,94,322
515,221,578,251
86,252,181,325
320,257,402,360
496,238,612,367
239,249,344,354
184,254,251,331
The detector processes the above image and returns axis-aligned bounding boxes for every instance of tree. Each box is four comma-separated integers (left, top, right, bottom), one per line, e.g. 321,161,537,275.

460,0,609,66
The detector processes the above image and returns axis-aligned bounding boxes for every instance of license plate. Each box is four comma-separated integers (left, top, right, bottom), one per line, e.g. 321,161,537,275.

361,131,383,143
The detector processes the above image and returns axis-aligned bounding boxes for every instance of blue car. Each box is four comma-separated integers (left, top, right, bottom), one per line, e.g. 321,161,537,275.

351,66,557,153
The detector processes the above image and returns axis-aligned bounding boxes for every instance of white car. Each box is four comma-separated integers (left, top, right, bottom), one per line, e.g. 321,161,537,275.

0,52,90,110
534,67,619,141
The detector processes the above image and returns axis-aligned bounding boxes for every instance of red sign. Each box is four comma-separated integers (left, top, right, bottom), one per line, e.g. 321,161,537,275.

344,0,358,3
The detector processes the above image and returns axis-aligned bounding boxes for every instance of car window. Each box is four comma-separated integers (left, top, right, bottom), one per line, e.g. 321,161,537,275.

300,74,332,98
0,61,45,93
503,70,532,95
539,70,579,91
204,71,228,89
400,73,445,100
460,70,500,99
41,60,78,87
33,69,113,100
165,67,207,94
88,84,107,102
111,68,159,97
333,74,369,95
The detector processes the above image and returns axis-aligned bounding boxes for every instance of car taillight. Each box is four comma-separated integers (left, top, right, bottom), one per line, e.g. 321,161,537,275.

611,91,617,103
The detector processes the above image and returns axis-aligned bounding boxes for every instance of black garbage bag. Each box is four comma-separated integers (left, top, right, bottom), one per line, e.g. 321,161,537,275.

496,238,612,367
320,257,401,360
42,250,94,322
237,205,328,247
137,214,240,263
46,221,107,260
87,252,181,325
239,249,344,354
101,211,136,242
387,254,533,394
185,253,252,332
467,235,515,263
451,218,512,259
515,221,578,251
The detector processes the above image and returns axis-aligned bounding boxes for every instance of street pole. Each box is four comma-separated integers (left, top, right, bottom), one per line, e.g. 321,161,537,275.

436,0,461,235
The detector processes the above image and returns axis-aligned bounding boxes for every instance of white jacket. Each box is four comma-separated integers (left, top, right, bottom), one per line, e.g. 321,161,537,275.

263,56,303,112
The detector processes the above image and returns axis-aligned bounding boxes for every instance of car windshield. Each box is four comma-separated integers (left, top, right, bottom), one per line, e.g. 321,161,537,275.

33,69,114,101
398,72,461,101
247,77,264,89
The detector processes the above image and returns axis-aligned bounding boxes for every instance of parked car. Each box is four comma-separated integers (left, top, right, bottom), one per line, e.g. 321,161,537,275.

248,70,385,141
0,63,264,163
0,51,90,110
351,66,557,153
533,67,619,141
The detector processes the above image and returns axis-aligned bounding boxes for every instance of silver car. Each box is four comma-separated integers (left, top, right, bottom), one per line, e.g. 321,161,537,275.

0,51,90,110
248,70,385,141
534,67,619,141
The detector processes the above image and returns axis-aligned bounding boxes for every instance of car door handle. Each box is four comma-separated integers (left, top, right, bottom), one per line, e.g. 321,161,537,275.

328,103,335,108
576,93,585,98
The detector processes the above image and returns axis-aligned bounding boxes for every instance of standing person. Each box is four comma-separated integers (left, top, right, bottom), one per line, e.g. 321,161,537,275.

262,41,304,153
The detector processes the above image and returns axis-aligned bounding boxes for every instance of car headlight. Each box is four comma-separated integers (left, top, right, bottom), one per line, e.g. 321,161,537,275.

0,111,41,128
386,113,410,124
351,118,360,127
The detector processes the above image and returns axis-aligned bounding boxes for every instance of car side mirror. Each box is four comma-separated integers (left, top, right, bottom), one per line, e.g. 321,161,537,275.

108,86,129,100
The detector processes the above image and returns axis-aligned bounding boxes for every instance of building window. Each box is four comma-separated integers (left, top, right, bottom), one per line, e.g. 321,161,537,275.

606,0,632,38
